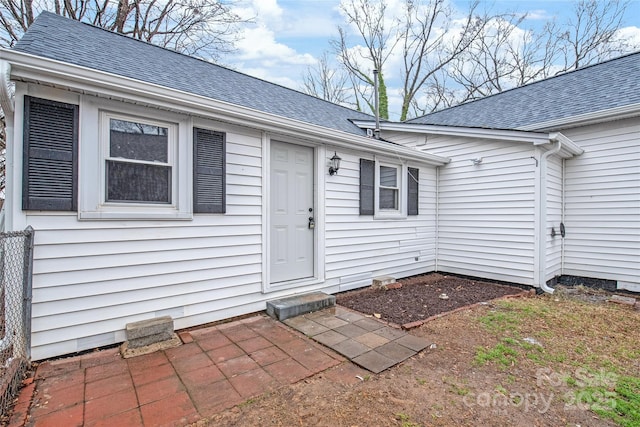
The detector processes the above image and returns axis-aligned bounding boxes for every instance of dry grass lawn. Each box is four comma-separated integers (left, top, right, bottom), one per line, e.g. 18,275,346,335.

199,287,640,427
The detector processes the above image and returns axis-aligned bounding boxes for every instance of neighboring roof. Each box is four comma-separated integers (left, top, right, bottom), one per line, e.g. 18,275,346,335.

407,51,640,130
13,12,373,136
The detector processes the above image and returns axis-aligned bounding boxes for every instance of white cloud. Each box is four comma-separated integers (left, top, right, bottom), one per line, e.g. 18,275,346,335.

235,25,316,65
615,26,640,51
525,9,553,21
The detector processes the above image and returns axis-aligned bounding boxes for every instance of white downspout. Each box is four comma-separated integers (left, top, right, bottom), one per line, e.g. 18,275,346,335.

537,139,563,294
435,166,440,272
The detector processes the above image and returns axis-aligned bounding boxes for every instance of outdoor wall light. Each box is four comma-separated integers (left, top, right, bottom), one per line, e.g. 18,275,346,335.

328,151,342,175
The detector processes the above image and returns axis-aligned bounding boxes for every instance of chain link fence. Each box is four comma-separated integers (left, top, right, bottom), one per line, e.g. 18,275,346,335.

0,227,34,417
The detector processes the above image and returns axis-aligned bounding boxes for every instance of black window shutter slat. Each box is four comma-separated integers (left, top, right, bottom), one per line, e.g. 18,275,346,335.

408,167,419,215
193,128,226,213
360,159,375,215
23,96,78,211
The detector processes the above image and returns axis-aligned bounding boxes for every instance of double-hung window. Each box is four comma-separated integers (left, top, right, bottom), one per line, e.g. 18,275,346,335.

106,117,173,204
378,164,400,211
360,158,419,218
78,109,187,220
24,95,227,220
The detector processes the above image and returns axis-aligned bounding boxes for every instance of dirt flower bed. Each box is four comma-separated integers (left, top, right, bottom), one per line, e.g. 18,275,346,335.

336,273,526,326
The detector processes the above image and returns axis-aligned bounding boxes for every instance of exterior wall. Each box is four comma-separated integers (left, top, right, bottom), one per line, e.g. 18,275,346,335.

10,87,439,360
561,117,640,291
386,132,538,285
545,155,563,281
324,148,437,291
25,118,269,360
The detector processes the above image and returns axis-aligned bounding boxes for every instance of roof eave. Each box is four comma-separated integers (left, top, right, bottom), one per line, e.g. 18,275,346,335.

353,120,585,158
0,49,449,166
353,120,552,144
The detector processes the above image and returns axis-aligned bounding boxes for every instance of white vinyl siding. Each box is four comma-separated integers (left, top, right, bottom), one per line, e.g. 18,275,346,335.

545,155,563,281
20,92,441,359
561,117,640,291
387,132,537,285
27,127,265,360
325,149,437,291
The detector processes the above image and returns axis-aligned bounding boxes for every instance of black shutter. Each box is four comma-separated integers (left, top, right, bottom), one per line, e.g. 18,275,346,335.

408,167,419,215
193,127,226,213
23,96,78,211
360,159,375,215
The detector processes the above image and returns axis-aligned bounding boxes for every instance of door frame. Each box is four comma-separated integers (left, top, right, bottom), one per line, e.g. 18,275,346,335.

261,133,326,293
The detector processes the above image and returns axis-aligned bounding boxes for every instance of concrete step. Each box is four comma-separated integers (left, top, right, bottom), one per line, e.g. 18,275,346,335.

266,292,336,321
372,276,396,289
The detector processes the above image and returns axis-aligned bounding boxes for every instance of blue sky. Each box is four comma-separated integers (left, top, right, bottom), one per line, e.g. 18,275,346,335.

225,0,640,118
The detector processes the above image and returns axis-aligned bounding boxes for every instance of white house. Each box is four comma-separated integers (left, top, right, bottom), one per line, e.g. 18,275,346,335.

0,13,638,360
359,51,640,292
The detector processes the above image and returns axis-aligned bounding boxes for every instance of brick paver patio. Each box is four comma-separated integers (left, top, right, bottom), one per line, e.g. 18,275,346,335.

8,315,345,427
284,306,430,373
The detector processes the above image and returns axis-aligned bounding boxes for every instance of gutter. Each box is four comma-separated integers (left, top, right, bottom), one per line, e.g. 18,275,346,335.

352,120,551,144
536,140,563,294
0,51,450,166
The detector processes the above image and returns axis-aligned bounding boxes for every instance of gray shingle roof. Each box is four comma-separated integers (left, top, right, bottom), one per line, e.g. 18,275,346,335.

408,51,640,130
13,12,373,136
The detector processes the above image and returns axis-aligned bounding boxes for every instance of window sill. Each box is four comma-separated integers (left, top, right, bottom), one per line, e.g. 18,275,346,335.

79,210,192,221
374,212,407,220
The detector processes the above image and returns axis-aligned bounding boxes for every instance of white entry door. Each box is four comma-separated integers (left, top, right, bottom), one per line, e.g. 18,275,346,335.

270,141,315,283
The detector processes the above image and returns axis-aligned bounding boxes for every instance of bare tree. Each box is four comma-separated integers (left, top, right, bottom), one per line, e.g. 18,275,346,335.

558,0,631,70
302,51,353,107
331,0,400,119
419,0,638,113
425,13,561,110
0,0,248,59
398,0,485,121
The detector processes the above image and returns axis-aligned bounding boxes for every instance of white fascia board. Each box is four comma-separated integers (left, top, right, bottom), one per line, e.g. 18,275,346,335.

353,119,584,158
352,120,551,144
0,49,449,166
517,103,640,132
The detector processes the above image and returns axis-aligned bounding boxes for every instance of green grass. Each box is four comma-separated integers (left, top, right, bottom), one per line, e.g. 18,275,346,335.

395,412,420,427
474,343,518,368
473,296,640,427
578,375,640,427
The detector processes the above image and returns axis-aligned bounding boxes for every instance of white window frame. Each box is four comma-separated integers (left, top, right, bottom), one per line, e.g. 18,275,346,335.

374,158,407,219
104,113,174,204
79,103,192,220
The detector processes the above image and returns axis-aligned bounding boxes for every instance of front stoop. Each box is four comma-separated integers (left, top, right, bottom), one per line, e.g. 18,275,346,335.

266,292,336,321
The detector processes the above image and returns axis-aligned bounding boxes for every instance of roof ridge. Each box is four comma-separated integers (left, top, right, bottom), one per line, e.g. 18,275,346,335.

31,11,374,119
408,49,640,122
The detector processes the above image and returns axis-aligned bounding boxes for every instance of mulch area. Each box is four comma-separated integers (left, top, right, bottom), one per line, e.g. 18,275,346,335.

336,273,527,327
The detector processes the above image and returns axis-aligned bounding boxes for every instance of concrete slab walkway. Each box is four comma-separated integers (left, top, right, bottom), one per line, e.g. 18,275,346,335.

284,306,430,373
8,315,344,427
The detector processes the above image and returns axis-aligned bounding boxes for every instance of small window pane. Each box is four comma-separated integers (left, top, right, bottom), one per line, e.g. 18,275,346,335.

379,188,398,209
380,166,397,187
110,118,168,162
106,160,171,203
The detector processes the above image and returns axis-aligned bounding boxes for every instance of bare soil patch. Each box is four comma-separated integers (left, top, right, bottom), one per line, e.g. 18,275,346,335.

336,273,525,326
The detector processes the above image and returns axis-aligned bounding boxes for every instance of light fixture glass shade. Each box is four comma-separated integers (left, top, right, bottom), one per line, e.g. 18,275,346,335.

329,152,341,175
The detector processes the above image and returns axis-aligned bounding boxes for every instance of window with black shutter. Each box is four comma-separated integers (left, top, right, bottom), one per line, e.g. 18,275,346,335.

359,158,419,218
408,167,419,215
193,128,226,213
359,158,375,215
23,96,78,211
